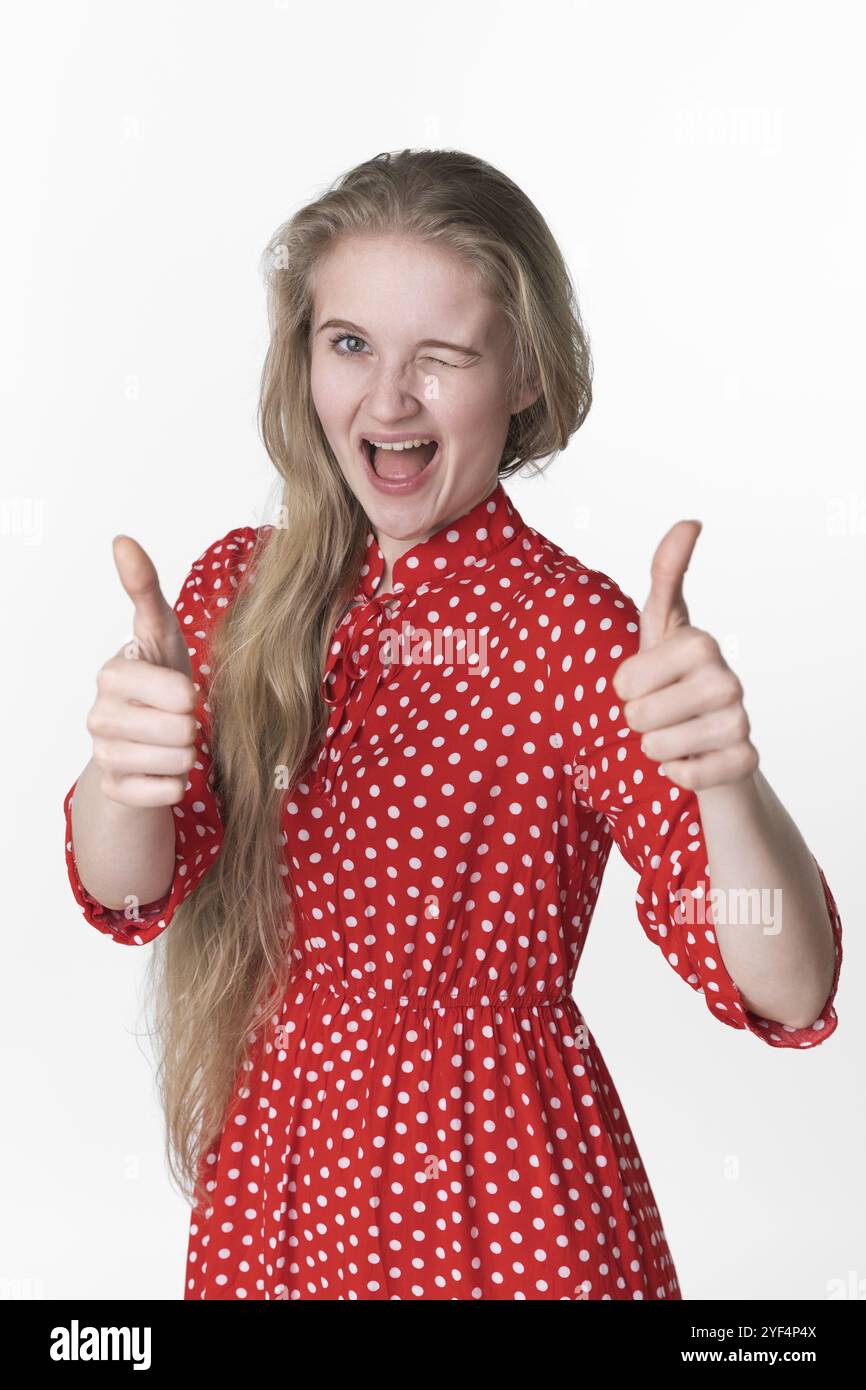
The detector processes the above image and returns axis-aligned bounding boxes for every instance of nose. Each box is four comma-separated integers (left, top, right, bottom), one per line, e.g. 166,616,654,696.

362,358,429,422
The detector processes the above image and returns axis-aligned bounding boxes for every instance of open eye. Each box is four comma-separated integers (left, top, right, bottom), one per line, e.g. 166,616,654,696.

329,333,369,357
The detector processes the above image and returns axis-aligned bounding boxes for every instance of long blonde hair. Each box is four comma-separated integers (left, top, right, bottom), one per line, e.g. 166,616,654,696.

145,148,594,1209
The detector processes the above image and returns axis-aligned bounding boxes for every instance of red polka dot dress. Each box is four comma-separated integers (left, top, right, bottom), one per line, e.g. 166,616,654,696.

63,480,844,1300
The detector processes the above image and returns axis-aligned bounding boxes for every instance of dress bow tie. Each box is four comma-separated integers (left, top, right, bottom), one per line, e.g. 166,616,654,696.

313,593,402,795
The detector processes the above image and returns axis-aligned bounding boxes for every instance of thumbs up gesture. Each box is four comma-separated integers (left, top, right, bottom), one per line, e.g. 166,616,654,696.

611,521,759,792
85,538,200,807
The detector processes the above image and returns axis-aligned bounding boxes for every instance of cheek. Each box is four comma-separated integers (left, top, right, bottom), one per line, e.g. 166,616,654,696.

444,387,507,440
426,374,486,424
309,355,349,422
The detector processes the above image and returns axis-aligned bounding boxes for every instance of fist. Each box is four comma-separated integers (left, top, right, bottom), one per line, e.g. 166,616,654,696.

86,537,200,807
612,520,759,792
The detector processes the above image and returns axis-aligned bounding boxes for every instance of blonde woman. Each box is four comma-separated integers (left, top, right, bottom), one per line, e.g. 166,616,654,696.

64,149,842,1301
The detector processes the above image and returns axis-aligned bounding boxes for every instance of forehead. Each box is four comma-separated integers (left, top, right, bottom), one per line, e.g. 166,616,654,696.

312,234,503,342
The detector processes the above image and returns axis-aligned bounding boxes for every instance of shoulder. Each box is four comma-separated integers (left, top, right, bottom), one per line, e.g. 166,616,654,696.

520,523,642,652
174,524,272,624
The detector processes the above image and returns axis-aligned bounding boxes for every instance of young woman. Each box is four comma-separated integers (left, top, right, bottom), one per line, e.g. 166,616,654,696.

64,149,843,1301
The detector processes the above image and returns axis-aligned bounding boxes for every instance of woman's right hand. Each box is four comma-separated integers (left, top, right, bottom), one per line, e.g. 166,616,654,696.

86,537,200,808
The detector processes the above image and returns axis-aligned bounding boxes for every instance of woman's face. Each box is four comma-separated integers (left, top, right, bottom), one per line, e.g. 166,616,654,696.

309,233,535,555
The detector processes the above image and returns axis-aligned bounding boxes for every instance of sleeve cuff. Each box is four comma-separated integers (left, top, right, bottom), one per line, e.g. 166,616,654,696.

695,853,842,1049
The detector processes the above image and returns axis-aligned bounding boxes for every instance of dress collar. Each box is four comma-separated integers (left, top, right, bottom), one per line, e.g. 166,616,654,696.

355,479,523,599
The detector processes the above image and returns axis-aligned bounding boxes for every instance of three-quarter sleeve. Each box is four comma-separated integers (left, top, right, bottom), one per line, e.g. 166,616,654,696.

556,568,843,1049
63,526,259,946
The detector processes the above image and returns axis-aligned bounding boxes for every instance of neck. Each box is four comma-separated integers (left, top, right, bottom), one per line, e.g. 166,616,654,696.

376,522,433,587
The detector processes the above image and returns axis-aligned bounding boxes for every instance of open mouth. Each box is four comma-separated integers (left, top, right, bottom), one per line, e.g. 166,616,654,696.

361,436,440,480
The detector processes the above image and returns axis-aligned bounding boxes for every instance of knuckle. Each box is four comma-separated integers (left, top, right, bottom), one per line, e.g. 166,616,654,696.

96,661,118,693
742,742,760,774
707,667,738,703
722,669,743,702
690,628,718,663
91,736,114,768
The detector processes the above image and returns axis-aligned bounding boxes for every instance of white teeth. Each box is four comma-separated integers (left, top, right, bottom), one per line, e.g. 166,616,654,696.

366,438,437,451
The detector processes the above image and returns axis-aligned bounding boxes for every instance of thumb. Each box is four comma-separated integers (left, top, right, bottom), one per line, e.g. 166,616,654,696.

112,535,192,676
113,535,174,628
639,519,702,651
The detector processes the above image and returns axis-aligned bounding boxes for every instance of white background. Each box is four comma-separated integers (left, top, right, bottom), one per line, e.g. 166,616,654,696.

2,0,863,1301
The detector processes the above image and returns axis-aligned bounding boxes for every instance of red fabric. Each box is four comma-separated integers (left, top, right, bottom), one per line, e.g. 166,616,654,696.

63,482,843,1300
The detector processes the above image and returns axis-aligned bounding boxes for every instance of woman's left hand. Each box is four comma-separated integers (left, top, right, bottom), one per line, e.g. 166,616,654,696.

611,520,760,792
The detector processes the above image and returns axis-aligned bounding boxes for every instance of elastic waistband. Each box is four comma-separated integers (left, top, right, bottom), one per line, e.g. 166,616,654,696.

281,977,575,1013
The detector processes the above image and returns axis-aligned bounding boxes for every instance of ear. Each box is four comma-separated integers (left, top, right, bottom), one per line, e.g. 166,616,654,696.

510,378,542,415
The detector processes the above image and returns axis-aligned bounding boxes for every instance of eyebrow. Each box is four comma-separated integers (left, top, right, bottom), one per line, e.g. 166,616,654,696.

316,317,482,357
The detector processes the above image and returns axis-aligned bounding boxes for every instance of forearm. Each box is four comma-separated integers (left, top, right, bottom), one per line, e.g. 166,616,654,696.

696,767,836,1027
70,758,176,911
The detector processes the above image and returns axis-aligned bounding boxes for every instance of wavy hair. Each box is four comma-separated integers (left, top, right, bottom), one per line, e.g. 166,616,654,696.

143,148,594,1209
